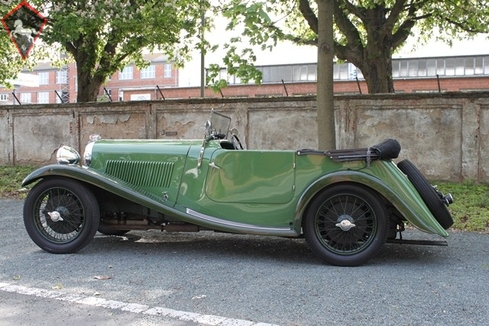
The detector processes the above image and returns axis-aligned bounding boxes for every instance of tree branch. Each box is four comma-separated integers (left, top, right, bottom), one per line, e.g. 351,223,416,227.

444,17,489,33
333,0,364,61
392,3,432,49
383,0,408,33
298,0,318,34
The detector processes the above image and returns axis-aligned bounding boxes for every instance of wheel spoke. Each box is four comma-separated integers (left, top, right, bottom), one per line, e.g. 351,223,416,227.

304,185,388,265
24,178,100,253
315,193,377,255
33,187,85,244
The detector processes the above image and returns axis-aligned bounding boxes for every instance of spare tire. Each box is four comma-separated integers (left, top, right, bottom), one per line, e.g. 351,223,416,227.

397,159,453,229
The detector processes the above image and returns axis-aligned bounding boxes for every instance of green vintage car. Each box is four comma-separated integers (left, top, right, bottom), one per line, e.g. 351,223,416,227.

21,110,454,266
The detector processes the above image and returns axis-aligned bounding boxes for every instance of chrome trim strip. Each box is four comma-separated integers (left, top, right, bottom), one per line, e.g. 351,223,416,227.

186,208,291,233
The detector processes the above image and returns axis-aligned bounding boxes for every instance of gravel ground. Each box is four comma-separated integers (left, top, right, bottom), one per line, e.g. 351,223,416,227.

1,199,488,326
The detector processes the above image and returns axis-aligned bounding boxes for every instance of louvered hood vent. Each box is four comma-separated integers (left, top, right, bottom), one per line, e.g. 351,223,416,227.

106,160,174,188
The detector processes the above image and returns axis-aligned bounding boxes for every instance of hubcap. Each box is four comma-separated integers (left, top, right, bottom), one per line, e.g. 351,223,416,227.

335,215,356,231
47,206,70,222
47,211,63,222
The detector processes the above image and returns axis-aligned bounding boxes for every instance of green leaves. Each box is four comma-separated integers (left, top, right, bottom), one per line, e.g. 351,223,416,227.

212,0,489,93
23,0,209,101
206,44,263,91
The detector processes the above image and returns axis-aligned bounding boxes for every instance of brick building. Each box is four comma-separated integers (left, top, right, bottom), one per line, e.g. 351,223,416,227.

1,54,489,105
0,53,178,105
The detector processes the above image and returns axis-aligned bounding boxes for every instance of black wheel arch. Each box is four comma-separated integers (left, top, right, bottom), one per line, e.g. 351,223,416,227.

301,181,390,228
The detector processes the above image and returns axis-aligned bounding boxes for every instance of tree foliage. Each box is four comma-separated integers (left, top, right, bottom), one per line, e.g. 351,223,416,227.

29,0,209,102
214,0,489,93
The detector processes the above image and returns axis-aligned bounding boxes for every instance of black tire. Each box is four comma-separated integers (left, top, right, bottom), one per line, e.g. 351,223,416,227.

304,184,389,266
397,159,453,229
23,177,100,253
98,224,130,236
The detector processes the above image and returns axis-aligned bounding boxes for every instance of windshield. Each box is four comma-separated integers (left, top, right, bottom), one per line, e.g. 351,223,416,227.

206,110,231,140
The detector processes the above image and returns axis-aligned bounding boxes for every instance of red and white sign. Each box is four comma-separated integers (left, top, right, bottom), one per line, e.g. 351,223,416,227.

1,1,47,59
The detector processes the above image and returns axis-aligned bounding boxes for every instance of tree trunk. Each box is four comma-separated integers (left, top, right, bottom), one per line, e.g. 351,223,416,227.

76,71,103,102
66,40,105,103
316,0,336,150
333,3,397,94
360,52,394,94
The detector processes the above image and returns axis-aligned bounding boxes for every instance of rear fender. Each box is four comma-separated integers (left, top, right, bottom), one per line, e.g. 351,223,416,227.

294,168,449,237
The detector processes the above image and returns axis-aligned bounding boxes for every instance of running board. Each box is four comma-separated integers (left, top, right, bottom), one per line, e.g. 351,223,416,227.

386,239,448,246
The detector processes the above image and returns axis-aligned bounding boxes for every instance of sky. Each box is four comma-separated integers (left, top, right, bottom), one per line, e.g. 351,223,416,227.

179,35,489,87
396,33,489,58
179,17,489,88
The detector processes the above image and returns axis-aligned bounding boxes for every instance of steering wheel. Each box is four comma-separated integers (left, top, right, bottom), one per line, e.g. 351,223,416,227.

232,134,244,150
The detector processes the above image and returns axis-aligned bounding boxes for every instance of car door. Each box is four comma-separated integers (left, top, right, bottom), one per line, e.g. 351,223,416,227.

205,149,296,204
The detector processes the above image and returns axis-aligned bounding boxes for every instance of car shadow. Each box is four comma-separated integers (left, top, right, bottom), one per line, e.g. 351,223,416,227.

88,230,319,264
84,230,450,267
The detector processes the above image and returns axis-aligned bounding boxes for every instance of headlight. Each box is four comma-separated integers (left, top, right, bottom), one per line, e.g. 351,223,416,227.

56,146,80,165
83,142,94,166
83,134,101,166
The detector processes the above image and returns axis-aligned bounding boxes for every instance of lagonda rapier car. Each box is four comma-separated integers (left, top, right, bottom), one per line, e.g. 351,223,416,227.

21,110,454,266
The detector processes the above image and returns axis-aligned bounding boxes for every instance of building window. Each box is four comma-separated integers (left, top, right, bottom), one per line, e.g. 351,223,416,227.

334,63,352,80
465,57,475,75
455,58,466,76
38,92,49,103
0,94,8,102
294,65,311,81
38,72,49,85
444,58,455,76
426,59,437,76
20,93,31,104
164,63,172,78
140,65,155,79
119,66,133,80
56,70,67,84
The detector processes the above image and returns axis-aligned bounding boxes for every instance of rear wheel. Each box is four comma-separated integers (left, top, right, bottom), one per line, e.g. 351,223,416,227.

397,159,453,229
304,184,389,266
23,177,100,253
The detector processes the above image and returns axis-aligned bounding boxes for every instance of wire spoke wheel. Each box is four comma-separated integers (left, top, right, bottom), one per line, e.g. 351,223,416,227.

316,194,376,253
24,177,100,253
304,184,388,266
34,190,85,243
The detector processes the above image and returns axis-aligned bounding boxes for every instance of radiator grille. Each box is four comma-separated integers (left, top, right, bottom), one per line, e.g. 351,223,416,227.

105,160,174,188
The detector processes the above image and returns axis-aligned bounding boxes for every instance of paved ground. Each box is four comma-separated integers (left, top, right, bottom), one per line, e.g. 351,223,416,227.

1,199,488,326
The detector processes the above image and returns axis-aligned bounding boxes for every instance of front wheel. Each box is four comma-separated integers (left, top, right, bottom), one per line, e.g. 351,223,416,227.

304,184,388,266
23,177,100,253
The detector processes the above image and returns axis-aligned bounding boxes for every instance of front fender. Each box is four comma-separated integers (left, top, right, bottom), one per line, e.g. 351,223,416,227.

22,164,177,212
294,164,449,238
22,164,100,187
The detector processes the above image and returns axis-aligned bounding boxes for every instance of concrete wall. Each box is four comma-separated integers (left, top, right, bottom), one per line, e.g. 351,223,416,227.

2,92,489,182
